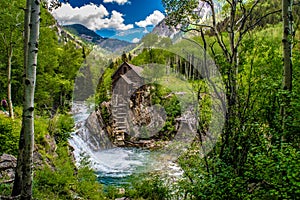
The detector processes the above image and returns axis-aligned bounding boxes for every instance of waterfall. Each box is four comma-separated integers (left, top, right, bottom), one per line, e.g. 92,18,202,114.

69,101,183,185
68,102,154,185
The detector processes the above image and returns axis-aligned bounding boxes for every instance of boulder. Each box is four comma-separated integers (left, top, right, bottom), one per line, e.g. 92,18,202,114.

0,154,17,182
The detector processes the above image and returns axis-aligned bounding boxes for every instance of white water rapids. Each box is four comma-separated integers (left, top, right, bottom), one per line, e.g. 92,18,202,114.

68,102,182,185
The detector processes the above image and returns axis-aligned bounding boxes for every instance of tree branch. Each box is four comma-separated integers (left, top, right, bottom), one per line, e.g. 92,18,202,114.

246,9,282,31
189,23,214,30
210,0,231,61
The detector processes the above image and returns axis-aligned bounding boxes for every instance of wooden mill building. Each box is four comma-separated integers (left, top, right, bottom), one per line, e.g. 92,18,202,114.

111,62,143,98
110,62,144,145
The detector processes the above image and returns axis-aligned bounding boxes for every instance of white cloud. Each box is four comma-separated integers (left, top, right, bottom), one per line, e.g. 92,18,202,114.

101,10,134,30
132,38,140,43
103,0,129,5
135,10,165,28
52,3,133,31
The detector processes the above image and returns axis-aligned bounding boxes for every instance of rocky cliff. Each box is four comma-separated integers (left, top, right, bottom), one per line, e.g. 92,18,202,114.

152,18,181,39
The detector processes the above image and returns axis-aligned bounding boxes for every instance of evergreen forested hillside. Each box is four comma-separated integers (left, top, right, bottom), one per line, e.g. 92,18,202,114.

64,24,105,43
64,24,134,52
0,0,299,199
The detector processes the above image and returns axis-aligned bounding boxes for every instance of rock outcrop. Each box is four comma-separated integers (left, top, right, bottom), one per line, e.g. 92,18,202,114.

75,109,114,151
152,18,181,39
0,154,16,184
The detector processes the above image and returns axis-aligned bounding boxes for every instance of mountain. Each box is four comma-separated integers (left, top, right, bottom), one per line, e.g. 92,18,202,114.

97,38,135,53
151,18,181,39
63,24,134,52
64,24,104,43
152,1,223,40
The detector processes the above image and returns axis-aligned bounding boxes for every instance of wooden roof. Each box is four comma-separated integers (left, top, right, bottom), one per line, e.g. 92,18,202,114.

111,62,143,80
120,74,133,84
126,63,143,77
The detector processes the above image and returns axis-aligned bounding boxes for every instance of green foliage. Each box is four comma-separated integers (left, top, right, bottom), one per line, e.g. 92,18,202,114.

125,173,171,200
34,117,51,149
0,0,25,104
96,67,114,105
1,1,299,200
33,144,106,200
141,33,159,48
176,138,300,199
170,19,300,200
162,0,199,29
104,185,124,200
147,83,181,138
36,39,84,113
13,106,23,118
142,63,165,82
0,111,105,199
100,106,110,125
244,144,300,199
48,113,74,143
131,48,167,66
0,183,12,197
76,166,106,199
0,1,86,113
0,115,20,156
158,37,172,48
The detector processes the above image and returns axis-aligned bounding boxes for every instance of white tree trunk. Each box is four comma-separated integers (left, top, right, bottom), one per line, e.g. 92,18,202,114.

7,41,14,119
12,0,31,196
281,0,293,132
12,0,40,199
282,0,293,91
22,0,40,198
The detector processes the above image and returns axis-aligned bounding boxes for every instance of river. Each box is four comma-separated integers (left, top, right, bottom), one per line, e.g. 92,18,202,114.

68,102,182,186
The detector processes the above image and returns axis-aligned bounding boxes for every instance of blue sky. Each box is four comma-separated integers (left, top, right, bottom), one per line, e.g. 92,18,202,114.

52,0,165,43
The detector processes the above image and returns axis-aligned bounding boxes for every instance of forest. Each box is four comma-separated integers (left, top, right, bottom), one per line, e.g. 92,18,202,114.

0,0,299,199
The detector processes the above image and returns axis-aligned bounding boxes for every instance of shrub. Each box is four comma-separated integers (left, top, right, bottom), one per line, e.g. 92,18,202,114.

126,173,171,200
35,117,51,149
48,113,74,143
0,115,20,156
33,144,106,199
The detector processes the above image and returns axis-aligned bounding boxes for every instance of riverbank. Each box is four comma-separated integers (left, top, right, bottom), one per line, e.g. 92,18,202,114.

69,102,184,187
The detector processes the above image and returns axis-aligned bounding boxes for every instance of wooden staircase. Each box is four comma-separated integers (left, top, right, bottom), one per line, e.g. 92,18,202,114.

111,96,128,146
